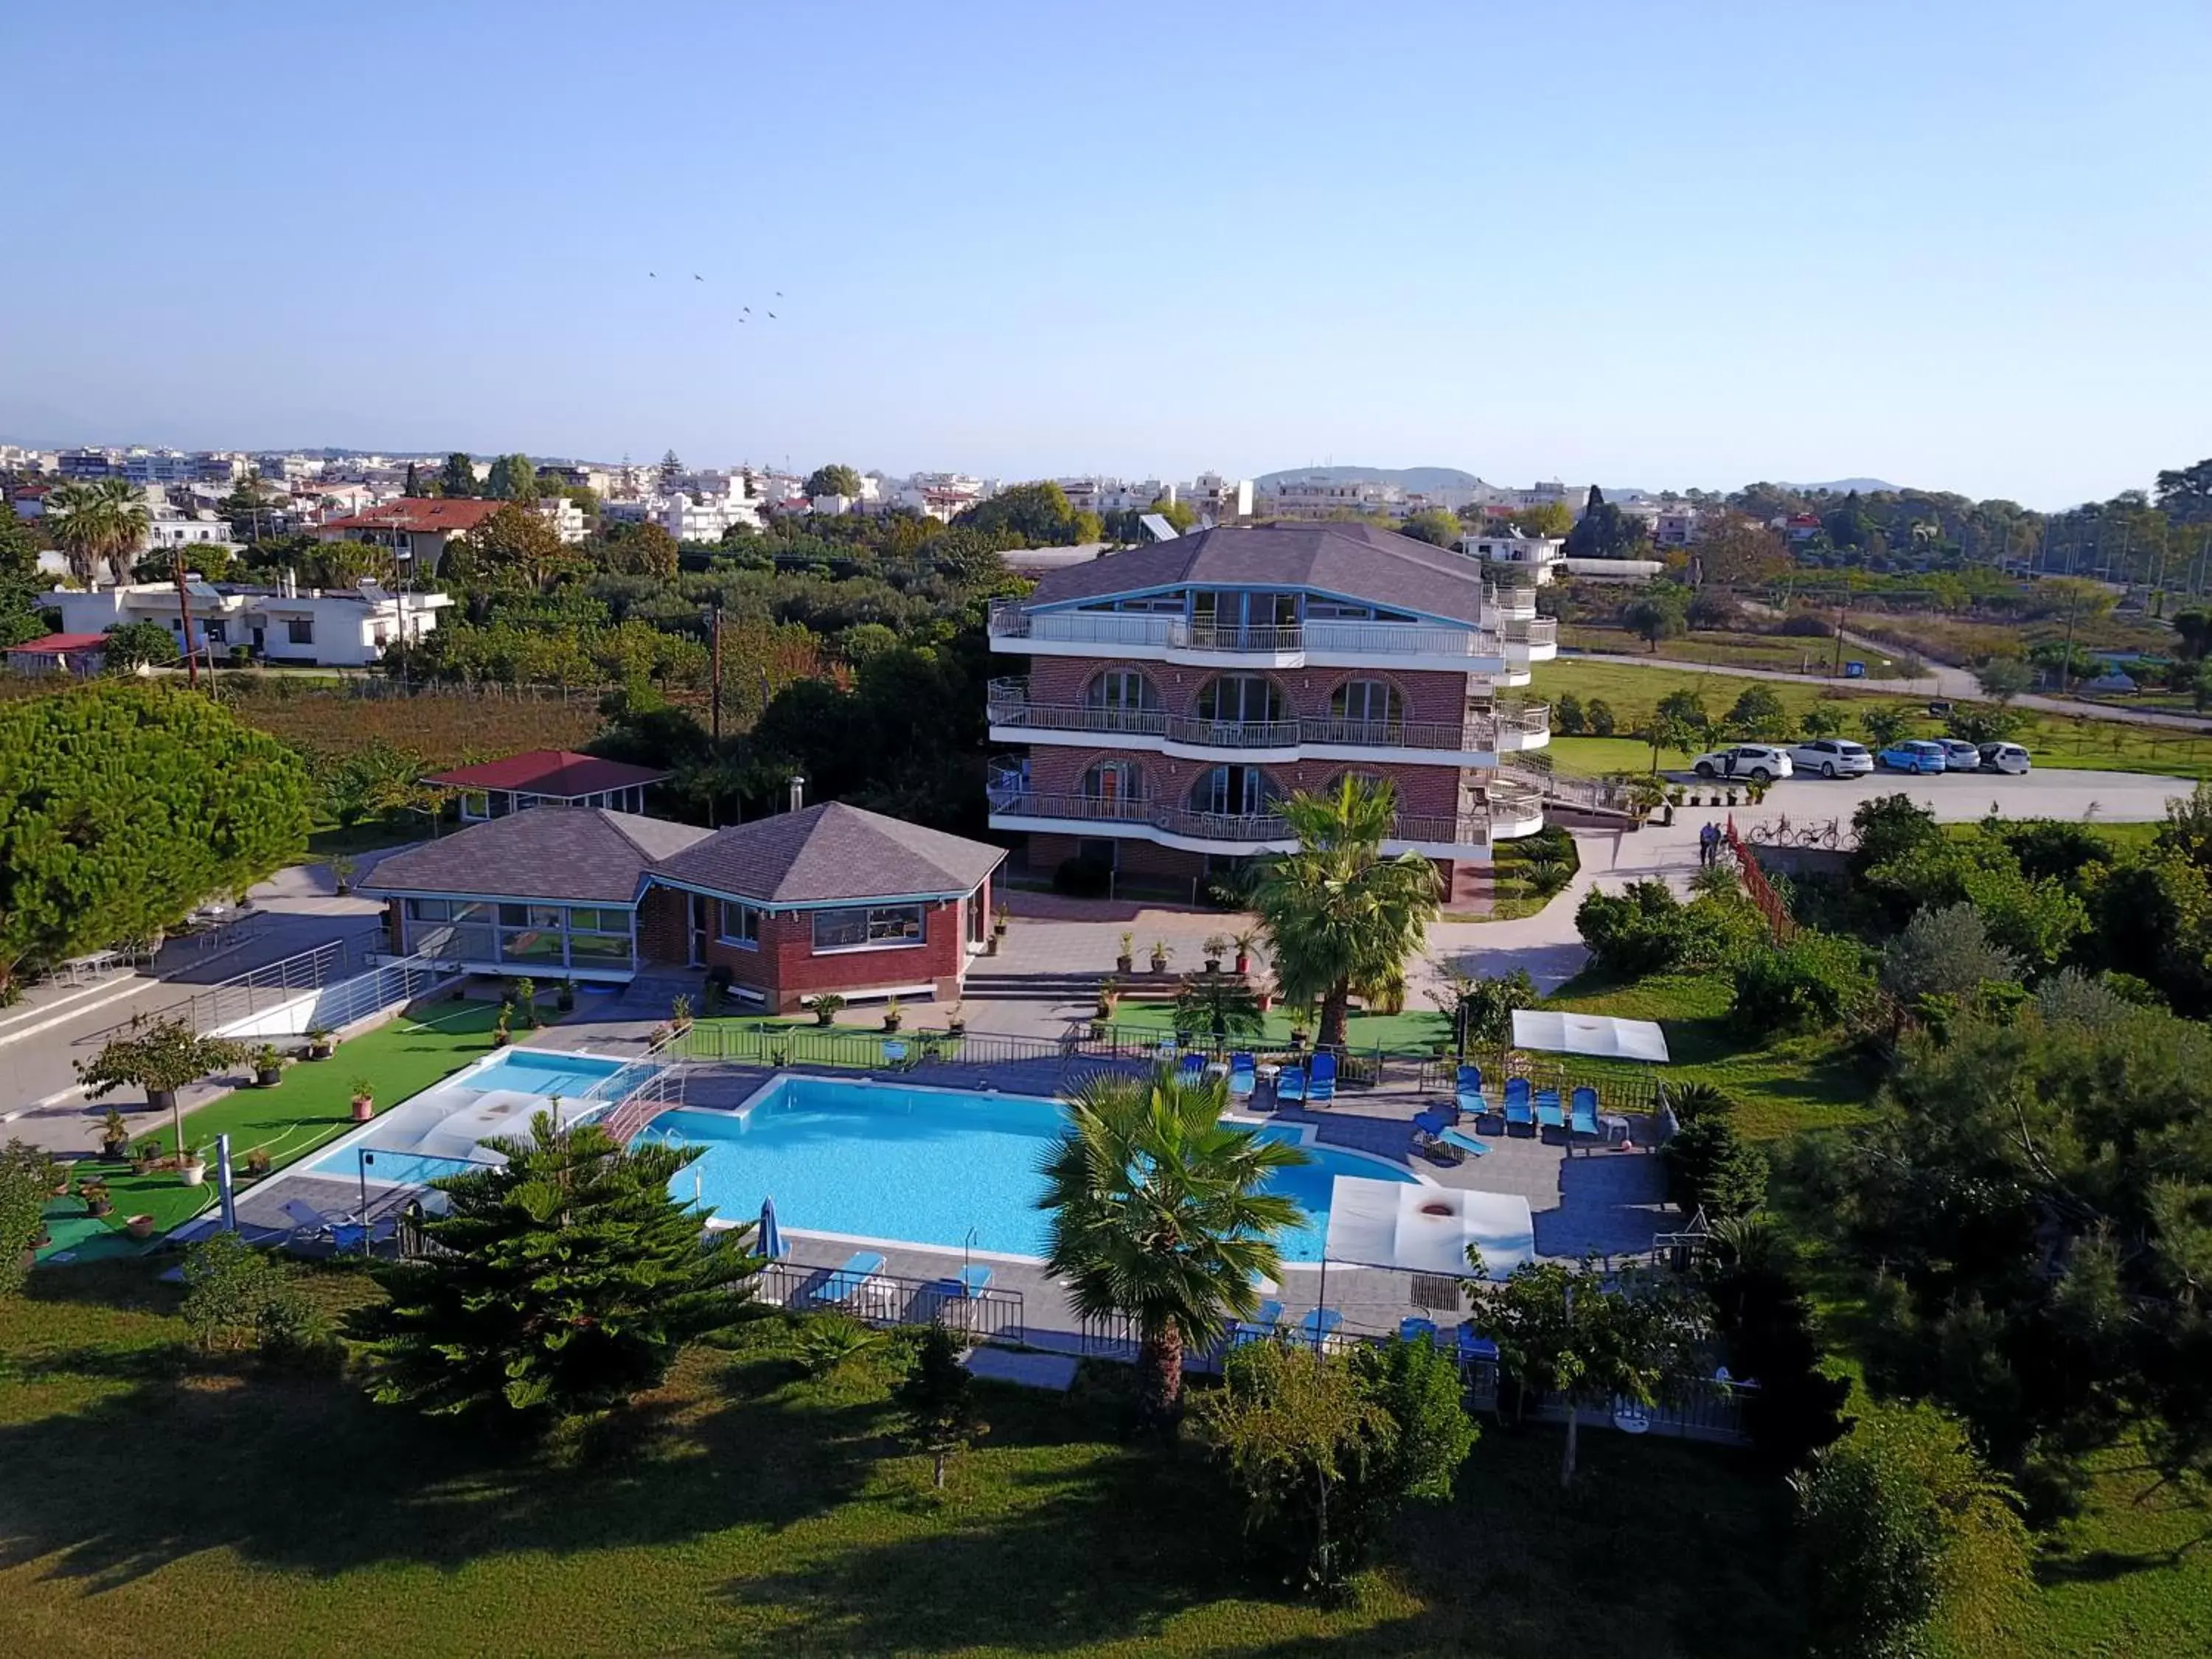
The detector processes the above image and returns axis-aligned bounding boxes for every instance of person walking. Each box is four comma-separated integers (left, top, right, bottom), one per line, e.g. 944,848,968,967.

1699,821,1718,867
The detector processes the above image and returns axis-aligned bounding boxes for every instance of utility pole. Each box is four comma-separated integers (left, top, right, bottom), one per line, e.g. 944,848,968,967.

1830,602,1847,679
709,600,723,743
2059,584,2081,695
173,549,199,689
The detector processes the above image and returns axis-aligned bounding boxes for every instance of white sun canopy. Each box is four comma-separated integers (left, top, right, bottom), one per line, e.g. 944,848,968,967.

1512,1009,1671,1064
1324,1178,1536,1277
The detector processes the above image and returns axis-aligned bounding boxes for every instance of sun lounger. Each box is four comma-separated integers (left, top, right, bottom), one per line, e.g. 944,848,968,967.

1503,1077,1533,1128
279,1198,329,1237
1413,1107,1450,1137
1226,1052,1256,1099
1299,1307,1344,1348
1178,1052,1207,1079
1276,1064,1307,1102
1307,1052,1337,1105
1454,1064,1484,1119
810,1251,887,1307
936,1264,992,1298
1399,1316,1439,1346
1534,1087,1565,1130
1569,1086,1601,1138
1229,1298,1284,1346
1441,1127,1491,1157
1455,1324,1499,1367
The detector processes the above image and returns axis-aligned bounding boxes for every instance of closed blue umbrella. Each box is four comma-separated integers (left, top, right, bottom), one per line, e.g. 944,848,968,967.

758,1194,786,1260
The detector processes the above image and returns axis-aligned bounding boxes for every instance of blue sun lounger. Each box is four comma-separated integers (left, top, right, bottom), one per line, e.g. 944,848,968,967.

1227,1052,1256,1099
810,1251,886,1306
1569,1086,1601,1139
1230,1299,1285,1346
1300,1307,1343,1348
1441,1127,1491,1157
1534,1087,1565,1130
1454,1065,1485,1119
1276,1063,1307,1102
1503,1077,1533,1129
1307,1051,1337,1105
1178,1052,1207,1080
939,1264,992,1298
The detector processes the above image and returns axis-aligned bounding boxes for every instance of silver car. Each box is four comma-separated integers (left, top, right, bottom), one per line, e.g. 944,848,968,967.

1787,738,1875,779
1935,739,1983,771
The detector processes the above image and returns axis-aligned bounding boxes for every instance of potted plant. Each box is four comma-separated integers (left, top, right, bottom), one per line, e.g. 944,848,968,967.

349,1077,375,1123
179,1145,208,1188
125,1214,156,1241
1116,931,1135,975
992,900,1010,938
946,1003,967,1037
96,1108,131,1163
74,1020,246,1178
881,997,903,1034
492,1004,514,1047
1097,977,1120,1020
80,1178,113,1219
243,1146,272,1182
648,1023,672,1046
1289,1023,1310,1051
305,1026,335,1060
808,993,844,1029
670,993,694,1034
1231,929,1259,975
330,854,358,895
557,981,576,1013
513,977,538,1029
1202,934,1228,973
251,1044,284,1087
1148,939,1172,975
131,1136,162,1176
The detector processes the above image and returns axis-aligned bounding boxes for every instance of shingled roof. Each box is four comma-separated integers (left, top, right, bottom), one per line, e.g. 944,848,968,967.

363,808,713,904
422,749,669,797
653,802,1004,905
1017,522,1492,625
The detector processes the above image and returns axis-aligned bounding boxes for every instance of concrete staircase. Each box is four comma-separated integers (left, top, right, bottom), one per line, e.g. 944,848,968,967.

959,971,1108,1005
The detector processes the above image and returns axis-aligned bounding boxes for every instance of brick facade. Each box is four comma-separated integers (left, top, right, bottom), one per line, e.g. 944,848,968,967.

1024,658,1480,726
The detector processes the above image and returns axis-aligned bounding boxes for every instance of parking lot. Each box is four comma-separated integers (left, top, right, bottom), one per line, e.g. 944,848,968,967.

1668,765,2195,824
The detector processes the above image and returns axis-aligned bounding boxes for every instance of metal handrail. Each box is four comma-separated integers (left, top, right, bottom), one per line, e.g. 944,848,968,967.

987,790,1501,849
988,689,1551,753
989,605,1512,661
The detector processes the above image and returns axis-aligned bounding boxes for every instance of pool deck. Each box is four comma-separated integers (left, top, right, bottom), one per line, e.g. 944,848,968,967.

234,1032,1677,1346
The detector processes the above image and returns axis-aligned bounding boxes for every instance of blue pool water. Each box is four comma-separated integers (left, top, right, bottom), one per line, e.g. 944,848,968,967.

641,1078,1416,1261
465,1049,637,1101
310,1147,493,1186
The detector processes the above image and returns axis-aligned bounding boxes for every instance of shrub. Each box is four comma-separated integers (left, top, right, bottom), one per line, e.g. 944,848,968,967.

1879,905,2021,1004
1730,931,1869,1037
1724,684,1790,740
1584,697,1616,737
0,1150,49,1295
181,1232,317,1354
1052,854,1113,897
1664,1080,1733,1123
1664,1114,1767,1220
1943,702,2025,745
1554,691,1586,735
1577,882,1761,978
1778,611,1834,638
1794,1401,2031,1659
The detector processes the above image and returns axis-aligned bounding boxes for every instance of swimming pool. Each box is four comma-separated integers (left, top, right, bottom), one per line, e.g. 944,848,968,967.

464,1049,639,1101
641,1077,1418,1262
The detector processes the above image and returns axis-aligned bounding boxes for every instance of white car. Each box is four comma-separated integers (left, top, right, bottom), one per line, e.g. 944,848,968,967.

1788,738,1876,779
1690,744,1794,783
1978,742,2032,775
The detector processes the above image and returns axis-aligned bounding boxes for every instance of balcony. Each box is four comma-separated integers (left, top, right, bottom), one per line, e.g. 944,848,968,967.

989,602,1522,674
984,782,1545,857
986,682,1549,762
1498,616,1559,661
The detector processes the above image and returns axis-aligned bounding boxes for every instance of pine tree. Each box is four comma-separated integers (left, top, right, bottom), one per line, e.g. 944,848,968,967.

894,1326,987,1487
347,1111,762,1428
404,462,422,496
438,452,477,498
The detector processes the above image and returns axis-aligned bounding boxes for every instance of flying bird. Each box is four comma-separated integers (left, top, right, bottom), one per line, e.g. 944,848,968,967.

693,274,703,281
775,291,784,297
742,306,750,313
767,311,776,319
648,271,657,278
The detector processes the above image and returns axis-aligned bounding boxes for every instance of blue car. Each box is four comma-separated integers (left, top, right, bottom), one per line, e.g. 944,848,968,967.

1878,740,1948,774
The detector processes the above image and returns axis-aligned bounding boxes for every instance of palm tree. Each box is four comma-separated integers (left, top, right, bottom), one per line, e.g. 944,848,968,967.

44,478,151,587
1037,1068,1310,1421
1250,776,1442,1050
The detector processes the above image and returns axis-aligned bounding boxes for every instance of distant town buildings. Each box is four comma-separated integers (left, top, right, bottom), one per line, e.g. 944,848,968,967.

48,577,451,668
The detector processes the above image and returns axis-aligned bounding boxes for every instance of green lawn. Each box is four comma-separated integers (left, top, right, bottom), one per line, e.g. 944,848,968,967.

0,1261,1804,1659
61,1003,504,1241
1536,970,1874,1141
1531,661,2212,784
1109,998,1452,1055
1559,625,1915,678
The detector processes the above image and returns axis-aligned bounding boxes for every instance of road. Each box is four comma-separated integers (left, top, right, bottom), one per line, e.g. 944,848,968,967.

1666,765,2191,827
1557,644,2212,732
0,856,397,1152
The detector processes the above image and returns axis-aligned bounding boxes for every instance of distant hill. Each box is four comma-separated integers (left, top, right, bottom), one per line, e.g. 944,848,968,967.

1256,465,1484,492
1776,478,1900,495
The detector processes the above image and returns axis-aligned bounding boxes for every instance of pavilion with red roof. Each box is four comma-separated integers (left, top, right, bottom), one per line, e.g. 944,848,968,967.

422,750,672,821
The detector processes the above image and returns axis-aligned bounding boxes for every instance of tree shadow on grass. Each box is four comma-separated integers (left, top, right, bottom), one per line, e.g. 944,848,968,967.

0,1337,911,1593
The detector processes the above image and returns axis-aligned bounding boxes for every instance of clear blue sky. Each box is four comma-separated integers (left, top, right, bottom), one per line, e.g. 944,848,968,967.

4,1,2207,507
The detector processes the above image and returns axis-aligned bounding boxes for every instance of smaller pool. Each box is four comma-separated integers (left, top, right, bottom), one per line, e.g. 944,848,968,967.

465,1049,637,1101
312,1147,496,1186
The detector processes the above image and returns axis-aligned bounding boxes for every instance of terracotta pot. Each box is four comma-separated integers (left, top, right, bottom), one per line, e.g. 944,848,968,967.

352,1096,375,1122
86,1198,114,1218
125,1214,156,1240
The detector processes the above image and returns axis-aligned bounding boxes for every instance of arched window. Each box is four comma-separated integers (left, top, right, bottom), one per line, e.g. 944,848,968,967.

1081,760,1144,804
1189,765,1279,818
1195,674,1284,726
1329,679,1402,734
1084,668,1168,734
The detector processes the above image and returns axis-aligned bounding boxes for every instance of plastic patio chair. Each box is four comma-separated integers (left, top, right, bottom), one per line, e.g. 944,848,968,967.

1226,1053,1256,1099
1569,1086,1601,1138
1276,1064,1307,1102
1307,1051,1337,1105
1503,1077,1533,1127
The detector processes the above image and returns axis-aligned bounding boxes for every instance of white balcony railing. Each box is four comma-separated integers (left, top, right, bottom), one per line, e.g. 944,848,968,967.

989,601,1514,661
987,790,1502,851
987,683,1549,753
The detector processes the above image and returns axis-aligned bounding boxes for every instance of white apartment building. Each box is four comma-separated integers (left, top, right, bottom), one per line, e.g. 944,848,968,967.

538,495,588,544
1259,476,1405,517
145,514,237,551
1461,529,1567,584
49,579,453,667
658,491,762,541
